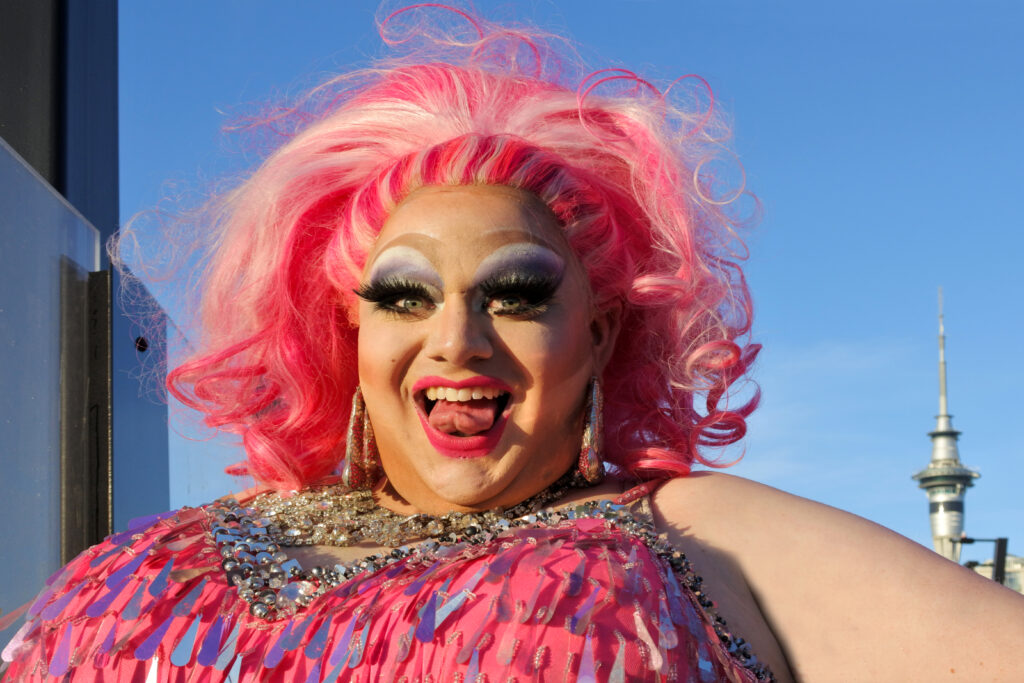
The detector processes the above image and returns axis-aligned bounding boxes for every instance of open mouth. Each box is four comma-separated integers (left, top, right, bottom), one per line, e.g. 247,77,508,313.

421,386,511,437
412,378,513,458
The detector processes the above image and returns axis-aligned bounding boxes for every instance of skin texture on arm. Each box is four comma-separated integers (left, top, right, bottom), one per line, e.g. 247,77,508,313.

653,471,1024,682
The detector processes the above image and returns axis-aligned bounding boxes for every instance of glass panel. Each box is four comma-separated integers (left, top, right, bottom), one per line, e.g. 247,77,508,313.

0,138,100,638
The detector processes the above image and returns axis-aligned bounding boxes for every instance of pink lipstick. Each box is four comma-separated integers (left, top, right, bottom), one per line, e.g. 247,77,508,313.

413,376,512,459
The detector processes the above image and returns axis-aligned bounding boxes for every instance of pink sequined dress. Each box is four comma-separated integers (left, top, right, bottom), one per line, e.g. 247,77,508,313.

1,491,774,682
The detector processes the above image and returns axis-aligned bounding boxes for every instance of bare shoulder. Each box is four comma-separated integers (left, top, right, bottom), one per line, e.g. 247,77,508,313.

653,472,1024,682
648,474,796,682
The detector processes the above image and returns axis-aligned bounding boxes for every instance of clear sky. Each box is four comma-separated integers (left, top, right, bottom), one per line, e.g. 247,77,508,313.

119,1,1024,565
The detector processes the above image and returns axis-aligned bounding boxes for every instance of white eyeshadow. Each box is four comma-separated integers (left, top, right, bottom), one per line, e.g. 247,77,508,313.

367,245,443,287
472,243,565,284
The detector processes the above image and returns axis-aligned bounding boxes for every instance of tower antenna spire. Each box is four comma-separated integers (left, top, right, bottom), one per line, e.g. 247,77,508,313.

938,287,948,417
912,288,979,562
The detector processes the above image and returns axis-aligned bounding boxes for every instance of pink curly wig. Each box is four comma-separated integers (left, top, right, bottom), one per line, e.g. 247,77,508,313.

147,6,759,491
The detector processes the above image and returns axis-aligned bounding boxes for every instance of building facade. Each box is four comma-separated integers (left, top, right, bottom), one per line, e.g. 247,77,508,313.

969,556,1024,595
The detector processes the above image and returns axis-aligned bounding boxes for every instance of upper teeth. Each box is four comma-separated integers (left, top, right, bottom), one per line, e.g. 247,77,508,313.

424,386,504,402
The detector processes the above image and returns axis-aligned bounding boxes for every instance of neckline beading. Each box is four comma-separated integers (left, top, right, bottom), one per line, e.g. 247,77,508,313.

203,490,775,680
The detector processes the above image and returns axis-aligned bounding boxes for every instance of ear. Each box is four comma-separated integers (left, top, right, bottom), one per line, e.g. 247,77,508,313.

590,298,622,374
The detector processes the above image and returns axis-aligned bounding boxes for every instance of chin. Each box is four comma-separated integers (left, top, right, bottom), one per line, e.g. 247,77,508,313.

394,451,520,513
428,463,514,509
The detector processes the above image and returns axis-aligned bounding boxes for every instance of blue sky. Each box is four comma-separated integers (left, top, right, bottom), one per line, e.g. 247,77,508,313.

119,1,1024,564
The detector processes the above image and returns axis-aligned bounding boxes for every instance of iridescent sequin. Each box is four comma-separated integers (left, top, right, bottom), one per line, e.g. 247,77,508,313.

1,494,776,682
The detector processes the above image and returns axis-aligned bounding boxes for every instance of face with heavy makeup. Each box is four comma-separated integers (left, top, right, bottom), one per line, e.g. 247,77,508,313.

356,184,618,515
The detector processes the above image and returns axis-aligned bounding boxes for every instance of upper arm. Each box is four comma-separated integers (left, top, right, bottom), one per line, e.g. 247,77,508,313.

654,472,1024,682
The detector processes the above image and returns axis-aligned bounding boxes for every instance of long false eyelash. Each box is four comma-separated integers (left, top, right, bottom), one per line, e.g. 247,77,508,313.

353,276,434,305
477,270,562,306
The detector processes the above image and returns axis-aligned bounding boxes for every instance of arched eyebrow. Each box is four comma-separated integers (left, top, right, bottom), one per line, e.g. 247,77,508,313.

471,243,565,287
365,245,443,288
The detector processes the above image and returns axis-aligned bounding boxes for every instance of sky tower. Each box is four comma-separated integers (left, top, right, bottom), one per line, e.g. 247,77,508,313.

912,289,980,562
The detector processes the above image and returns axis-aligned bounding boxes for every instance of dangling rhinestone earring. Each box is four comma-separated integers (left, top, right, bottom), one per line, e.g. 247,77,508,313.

577,377,604,485
342,386,380,490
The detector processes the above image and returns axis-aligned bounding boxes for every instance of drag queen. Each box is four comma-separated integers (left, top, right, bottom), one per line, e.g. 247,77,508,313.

3,6,1022,682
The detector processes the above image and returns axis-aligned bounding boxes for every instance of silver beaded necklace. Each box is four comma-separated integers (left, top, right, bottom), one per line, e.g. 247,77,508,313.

251,471,583,548
208,471,583,621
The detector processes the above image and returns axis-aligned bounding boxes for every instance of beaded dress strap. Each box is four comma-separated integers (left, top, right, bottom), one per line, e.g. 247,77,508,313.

612,478,669,506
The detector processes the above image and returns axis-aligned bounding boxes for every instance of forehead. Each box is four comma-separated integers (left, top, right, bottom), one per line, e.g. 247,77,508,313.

365,185,570,269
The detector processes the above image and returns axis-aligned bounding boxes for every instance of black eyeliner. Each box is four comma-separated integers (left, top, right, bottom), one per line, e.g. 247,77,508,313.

478,270,562,306
354,276,434,304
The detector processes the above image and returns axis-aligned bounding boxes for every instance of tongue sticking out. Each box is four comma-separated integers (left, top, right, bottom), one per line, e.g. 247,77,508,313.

428,398,499,436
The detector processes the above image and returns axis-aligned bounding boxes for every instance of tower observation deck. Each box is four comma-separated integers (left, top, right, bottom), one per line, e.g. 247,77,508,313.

912,289,979,562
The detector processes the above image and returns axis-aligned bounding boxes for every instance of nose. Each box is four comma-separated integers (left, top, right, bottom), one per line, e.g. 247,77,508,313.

424,299,494,365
